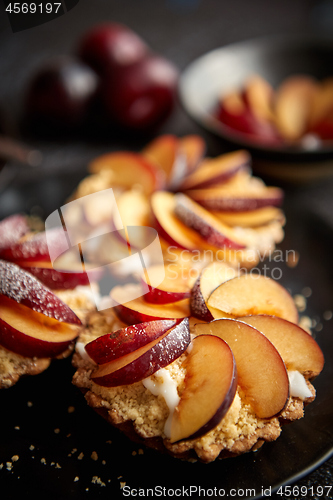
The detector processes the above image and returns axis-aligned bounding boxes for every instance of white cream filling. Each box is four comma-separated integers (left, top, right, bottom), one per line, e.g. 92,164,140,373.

76,341,97,364
142,368,312,438
143,368,180,438
288,370,312,400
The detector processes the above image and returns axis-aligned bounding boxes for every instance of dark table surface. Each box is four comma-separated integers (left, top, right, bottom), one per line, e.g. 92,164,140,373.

0,1,333,499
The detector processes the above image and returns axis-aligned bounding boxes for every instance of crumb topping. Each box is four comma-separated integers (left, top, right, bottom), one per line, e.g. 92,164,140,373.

72,308,316,462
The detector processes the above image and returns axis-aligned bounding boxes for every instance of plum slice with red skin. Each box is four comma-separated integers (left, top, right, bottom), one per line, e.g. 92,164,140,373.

89,151,165,195
188,185,284,212
91,317,190,387
143,286,191,305
142,264,192,305
0,260,81,325
142,134,179,182
207,274,298,324
151,191,207,251
0,228,64,264
190,262,239,321
142,134,206,189
0,296,79,358
17,260,103,290
179,150,250,191
174,193,246,250
111,284,190,325
194,319,290,419
85,318,180,365
179,135,206,175
239,314,324,379
170,334,237,443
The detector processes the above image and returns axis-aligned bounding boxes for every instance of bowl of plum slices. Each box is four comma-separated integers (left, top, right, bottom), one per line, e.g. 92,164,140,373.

179,34,333,183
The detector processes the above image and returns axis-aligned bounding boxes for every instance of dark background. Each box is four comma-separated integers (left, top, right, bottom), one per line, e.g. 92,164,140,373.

0,0,333,224
0,1,333,499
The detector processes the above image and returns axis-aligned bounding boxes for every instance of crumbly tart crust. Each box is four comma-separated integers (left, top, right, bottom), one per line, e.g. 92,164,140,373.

0,286,96,389
72,309,316,463
0,350,51,389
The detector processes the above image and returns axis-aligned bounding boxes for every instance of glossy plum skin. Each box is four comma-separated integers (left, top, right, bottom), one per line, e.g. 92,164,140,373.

78,23,178,131
174,193,246,250
18,264,95,290
141,263,192,305
180,150,250,191
0,260,81,325
102,54,179,131
85,319,180,365
0,262,81,358
0,228,64,264
0,316,76,358
190,276,214,322
78,23,148,76
111,284,190,325
24,24,178,133
25,57,99,130
143,286,191,305
91,318,190,387
0,218,103,290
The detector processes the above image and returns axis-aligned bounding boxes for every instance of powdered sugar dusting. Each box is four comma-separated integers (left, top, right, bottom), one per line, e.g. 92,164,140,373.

0,215,29,251
1,227,65,262
149,317,190,367
0,260,81,325
174,194,245,250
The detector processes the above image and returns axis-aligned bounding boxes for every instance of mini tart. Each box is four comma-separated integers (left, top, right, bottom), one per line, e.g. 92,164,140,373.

69,136,285,269
72,309,315,463
0,285,96,389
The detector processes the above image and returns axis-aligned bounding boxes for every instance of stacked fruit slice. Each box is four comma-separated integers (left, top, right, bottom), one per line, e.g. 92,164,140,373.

173,273,322,441
86,318,190,387
0,215,101,290
84,261,194,386
86,265,324,445
186,313,323,442
147,143,284,260
0,260,81,358
71,134,285,267
109,262,192,325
